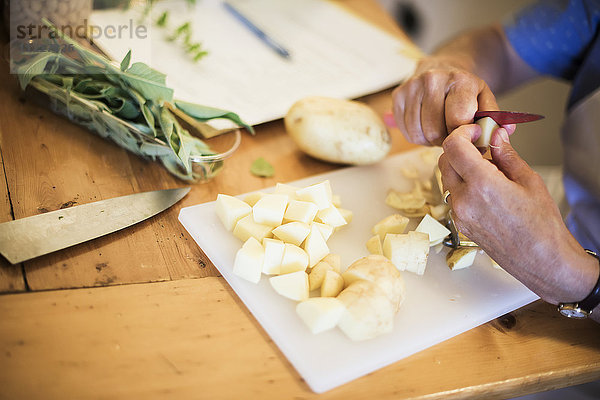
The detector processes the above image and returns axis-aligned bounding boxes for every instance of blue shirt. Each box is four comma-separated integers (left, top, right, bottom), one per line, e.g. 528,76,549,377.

504,0,600,252
504,0,600,110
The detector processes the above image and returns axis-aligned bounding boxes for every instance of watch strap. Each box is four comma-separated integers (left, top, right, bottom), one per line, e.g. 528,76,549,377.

578,250,600,313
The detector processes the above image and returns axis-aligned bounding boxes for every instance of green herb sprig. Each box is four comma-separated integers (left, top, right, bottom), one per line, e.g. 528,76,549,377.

159,14,208,63
14,20,253,181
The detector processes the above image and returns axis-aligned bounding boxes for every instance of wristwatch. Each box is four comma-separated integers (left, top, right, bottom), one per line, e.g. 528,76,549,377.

558,249,600,319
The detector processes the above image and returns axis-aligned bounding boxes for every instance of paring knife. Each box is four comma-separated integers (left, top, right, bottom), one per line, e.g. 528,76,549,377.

383,110,544,128
0,187,190,264
473,110,544,125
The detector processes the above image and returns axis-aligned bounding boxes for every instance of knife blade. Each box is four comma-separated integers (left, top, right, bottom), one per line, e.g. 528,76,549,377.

0,187,190,264
473,110,544,125
383,110,544,128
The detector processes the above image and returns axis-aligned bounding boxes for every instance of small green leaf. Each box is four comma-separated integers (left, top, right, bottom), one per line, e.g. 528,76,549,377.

122,62,173,103
120,49,132,71
174,100,254,134
192,50,208,62
176,22,191,35
156,11,169,27
126,62,166,85
250,157,274,178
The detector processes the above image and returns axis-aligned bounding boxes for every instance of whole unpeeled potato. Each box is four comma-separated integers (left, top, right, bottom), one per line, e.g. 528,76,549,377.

284,96,391,165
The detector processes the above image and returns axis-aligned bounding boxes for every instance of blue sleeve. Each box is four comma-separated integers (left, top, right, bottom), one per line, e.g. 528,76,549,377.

503,0,600,80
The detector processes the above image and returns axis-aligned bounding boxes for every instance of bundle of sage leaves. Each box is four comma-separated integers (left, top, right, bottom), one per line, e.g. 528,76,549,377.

13,20,252,181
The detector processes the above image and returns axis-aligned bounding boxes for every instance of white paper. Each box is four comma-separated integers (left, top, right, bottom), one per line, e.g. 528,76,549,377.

89,0,418,127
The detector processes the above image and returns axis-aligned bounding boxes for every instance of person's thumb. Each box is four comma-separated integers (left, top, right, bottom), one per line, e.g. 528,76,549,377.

489,127,533,183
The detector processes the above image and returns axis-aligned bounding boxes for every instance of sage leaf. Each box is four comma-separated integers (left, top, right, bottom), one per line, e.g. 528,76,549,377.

174,100,254,134
120,49,132,71
250,157,274,178
126,62,167,85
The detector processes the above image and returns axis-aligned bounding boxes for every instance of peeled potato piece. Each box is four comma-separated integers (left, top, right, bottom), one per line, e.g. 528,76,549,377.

446,248,478,270
296,297,346,334
474,117,499,149
321,270,344,297
309,261,335,291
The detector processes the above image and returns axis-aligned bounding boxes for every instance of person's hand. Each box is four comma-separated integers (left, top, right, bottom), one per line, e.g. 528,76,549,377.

438,125,598,305
391,62,499,146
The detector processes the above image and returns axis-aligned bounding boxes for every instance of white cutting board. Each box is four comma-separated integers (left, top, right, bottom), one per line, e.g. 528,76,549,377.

178,147,539,393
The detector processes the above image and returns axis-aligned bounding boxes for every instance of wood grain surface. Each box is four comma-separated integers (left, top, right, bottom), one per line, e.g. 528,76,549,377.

0,278,598,400
0,140,25,292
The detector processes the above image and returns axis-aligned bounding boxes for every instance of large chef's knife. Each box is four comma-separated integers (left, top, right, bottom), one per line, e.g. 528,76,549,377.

0,187,190,264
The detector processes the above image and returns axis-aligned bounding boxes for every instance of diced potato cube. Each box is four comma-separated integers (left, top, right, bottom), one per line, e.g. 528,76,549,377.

383,231,430,275
274,183,300,200
303,225,329,268
312,222,334,241
272,222,310,246
232,214,273,242
296,180,333,210
280,243,309,274
406,231,430,275
296,297,345,334
215,194,252,231
316,206,347,228
372,214,409,240
232,237,264,283
243,192,266,207
284,200,319,224
309,261,334,291
415,214,451,246
366,235,383,255
262,238,285,275
446,248,477,270
269,271,309,301
252,194,289,226
321,253,341,272
320,270,344,297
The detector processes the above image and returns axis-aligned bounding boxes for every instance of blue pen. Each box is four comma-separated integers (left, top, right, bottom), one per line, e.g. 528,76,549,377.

223,1,291,59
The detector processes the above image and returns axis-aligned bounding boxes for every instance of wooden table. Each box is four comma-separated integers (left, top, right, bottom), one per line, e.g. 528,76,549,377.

1,1,599,399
